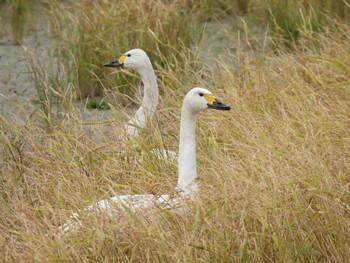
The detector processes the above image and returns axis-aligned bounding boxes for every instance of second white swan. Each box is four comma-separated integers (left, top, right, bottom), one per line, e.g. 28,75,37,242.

104,48,158,137
105,48,177,160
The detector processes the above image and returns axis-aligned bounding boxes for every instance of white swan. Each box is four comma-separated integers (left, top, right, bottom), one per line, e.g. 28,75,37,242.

104,48,158,137
104,48,176,161
58,87,230,234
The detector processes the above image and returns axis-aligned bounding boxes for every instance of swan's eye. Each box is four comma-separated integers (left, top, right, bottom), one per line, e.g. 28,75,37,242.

199,93,204,97
127,54,131,57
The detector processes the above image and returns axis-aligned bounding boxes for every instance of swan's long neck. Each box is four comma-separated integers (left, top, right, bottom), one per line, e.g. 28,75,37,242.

177,105,199,196
126,65,159,137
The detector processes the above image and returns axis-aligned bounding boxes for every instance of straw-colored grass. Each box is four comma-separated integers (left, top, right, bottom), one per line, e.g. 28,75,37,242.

1,1,349,262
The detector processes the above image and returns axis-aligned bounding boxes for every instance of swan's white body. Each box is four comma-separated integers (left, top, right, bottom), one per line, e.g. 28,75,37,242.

58,87,230,234
58,194,180,233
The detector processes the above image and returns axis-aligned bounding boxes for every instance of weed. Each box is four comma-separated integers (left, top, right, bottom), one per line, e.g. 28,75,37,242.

85,98,110,110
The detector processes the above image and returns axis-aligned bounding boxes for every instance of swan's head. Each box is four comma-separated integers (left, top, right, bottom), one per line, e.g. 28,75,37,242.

104,48,151,71
184,87,231,113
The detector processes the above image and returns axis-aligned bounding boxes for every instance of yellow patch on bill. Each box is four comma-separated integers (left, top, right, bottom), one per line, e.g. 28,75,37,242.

118,55,127,64
204,94,216,105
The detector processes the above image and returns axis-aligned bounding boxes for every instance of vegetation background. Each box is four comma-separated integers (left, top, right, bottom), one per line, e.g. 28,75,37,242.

0,0,349,262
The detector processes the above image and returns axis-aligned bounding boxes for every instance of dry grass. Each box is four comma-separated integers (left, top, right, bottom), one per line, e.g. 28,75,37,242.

42,0,199,99
1,1,350,262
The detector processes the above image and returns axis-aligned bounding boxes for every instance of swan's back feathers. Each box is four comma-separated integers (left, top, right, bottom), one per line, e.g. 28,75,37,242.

58,193,183,235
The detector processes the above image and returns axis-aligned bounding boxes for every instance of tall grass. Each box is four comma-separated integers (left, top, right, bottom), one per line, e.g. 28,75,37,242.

1,4,350,259
9,0,346,104
0,0,37,44
1,0,350,261
44,0,200,100
24,46,75,130
265,0,350,48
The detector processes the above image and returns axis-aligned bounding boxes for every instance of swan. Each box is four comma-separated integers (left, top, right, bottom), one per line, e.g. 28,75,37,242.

104,48,176,161
104,48,158,138
58,87,231,234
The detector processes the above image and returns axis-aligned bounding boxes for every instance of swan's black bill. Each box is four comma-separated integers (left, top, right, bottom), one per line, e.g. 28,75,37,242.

104,59,123,68
207,99,231,110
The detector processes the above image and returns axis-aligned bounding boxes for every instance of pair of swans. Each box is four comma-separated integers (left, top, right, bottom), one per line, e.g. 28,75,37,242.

59,87,231,234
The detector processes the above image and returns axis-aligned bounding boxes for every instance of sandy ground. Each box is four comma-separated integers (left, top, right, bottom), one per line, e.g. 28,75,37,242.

0,8,52,169
0,8,120,126
0,9,53,122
